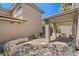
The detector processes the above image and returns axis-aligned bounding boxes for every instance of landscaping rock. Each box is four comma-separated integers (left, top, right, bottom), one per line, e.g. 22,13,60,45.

12,42,71,56
4,39,78,56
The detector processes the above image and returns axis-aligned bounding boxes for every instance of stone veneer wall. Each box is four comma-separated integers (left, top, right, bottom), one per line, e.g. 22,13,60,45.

4,40,76,56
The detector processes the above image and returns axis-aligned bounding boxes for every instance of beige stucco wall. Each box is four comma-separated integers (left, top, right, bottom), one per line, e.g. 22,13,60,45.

22,4,42,35
0,20,27,42
15,14,23,19
0,3,42,43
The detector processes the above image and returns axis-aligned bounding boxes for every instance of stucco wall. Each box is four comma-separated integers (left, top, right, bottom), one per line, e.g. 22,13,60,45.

22,4,42,35
15,14,23,19
0,20,27,42
0,3,42,43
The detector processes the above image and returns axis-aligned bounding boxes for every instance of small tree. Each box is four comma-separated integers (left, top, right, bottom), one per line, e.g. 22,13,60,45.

59,3,69,11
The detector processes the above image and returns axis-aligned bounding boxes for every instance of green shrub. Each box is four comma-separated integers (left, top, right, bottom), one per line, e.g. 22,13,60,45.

32,33,38,39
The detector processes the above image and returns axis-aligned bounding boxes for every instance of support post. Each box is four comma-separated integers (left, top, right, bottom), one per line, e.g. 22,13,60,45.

45,21,50,43
72,12,77,40
50,22,57,41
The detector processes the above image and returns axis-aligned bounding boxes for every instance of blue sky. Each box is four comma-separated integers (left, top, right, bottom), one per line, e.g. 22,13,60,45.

1,3,12,9
0,3,61,17
35,3,61,17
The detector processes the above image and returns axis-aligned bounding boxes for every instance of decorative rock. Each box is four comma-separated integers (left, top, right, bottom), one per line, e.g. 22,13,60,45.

11,42,70,56
4,40,77,56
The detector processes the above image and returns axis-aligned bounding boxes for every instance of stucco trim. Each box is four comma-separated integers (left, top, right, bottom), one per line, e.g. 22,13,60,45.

26,3,44,14
0,15,27,22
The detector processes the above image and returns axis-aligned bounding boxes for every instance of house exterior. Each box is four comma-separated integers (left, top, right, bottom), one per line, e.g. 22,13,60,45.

1,3,79,55
0,3,44,43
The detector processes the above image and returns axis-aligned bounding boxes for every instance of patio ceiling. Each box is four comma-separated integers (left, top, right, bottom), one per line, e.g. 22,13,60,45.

50,14,74,23
44,8,79,23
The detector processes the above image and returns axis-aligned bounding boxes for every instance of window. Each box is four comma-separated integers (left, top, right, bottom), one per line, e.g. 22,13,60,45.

16,6,22,16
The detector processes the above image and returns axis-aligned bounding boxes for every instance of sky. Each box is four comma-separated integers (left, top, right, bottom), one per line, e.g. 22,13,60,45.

35,3,61,17
0,3,61,17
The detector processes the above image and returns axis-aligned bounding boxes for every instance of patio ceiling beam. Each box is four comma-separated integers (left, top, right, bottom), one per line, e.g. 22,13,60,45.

50,20,73,23
43,8,79,20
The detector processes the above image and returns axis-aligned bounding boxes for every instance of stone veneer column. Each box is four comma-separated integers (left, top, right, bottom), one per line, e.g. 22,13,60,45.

45,23,50,43
51,23,57,41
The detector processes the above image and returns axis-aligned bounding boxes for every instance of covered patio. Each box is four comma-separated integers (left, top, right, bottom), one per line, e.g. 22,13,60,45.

44,8,79,49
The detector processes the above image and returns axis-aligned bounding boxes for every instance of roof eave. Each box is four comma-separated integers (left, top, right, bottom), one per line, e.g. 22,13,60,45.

31,3,44,14
10,3,44,14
